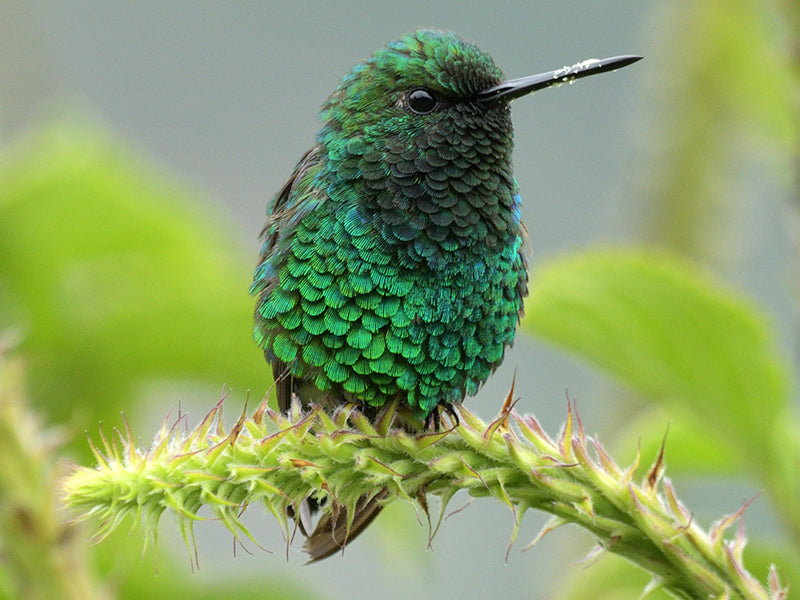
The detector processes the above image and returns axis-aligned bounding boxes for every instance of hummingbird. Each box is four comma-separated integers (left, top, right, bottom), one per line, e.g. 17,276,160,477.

251,29,640,561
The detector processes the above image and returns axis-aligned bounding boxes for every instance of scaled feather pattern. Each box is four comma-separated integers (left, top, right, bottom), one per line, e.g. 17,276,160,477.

251,30,528,418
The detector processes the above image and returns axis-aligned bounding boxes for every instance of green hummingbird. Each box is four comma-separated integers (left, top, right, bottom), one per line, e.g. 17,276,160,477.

251,29,640,561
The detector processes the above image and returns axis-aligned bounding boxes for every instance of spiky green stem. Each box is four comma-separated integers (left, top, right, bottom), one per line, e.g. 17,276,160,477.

62,396,785,600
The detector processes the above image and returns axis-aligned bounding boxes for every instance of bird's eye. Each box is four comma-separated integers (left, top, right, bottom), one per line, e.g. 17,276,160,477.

406,88,438,114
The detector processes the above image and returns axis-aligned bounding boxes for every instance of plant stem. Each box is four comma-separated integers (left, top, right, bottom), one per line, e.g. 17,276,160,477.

62,397,784,600
0,351,111,600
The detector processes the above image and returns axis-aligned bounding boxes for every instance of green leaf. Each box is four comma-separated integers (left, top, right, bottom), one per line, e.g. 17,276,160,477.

614,407,739,477
557,552,674,600
522,248,791,478
0,119,268,431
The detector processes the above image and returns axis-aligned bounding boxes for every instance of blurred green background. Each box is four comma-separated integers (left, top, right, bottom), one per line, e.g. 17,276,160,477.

0,2,797,599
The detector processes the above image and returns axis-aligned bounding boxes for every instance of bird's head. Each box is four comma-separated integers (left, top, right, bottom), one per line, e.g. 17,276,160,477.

313,30,640,257
319,29,509,147
316,30,520,255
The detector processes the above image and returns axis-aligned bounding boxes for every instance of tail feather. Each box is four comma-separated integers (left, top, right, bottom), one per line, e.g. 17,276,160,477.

303,490,388,563
269,358,393,562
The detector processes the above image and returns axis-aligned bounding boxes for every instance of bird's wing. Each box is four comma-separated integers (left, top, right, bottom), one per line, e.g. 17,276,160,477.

258,145,325,266
252,145,326,412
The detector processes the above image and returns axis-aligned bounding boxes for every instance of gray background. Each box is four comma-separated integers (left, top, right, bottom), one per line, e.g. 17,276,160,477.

3,2,794,599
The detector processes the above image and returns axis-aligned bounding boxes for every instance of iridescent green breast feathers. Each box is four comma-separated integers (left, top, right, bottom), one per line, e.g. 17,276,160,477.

251,30,528,419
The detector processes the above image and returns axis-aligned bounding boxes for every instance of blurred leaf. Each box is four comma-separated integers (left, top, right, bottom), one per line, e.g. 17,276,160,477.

0,121,315,598
522,248,791,479
0,119,268,432
556,553,673,600
614,407,740,476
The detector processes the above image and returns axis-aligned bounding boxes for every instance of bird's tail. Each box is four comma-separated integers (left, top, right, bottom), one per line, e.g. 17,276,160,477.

303,490,388,563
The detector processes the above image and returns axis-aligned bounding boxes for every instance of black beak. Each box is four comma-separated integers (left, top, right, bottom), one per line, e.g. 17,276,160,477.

476,55,642,104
